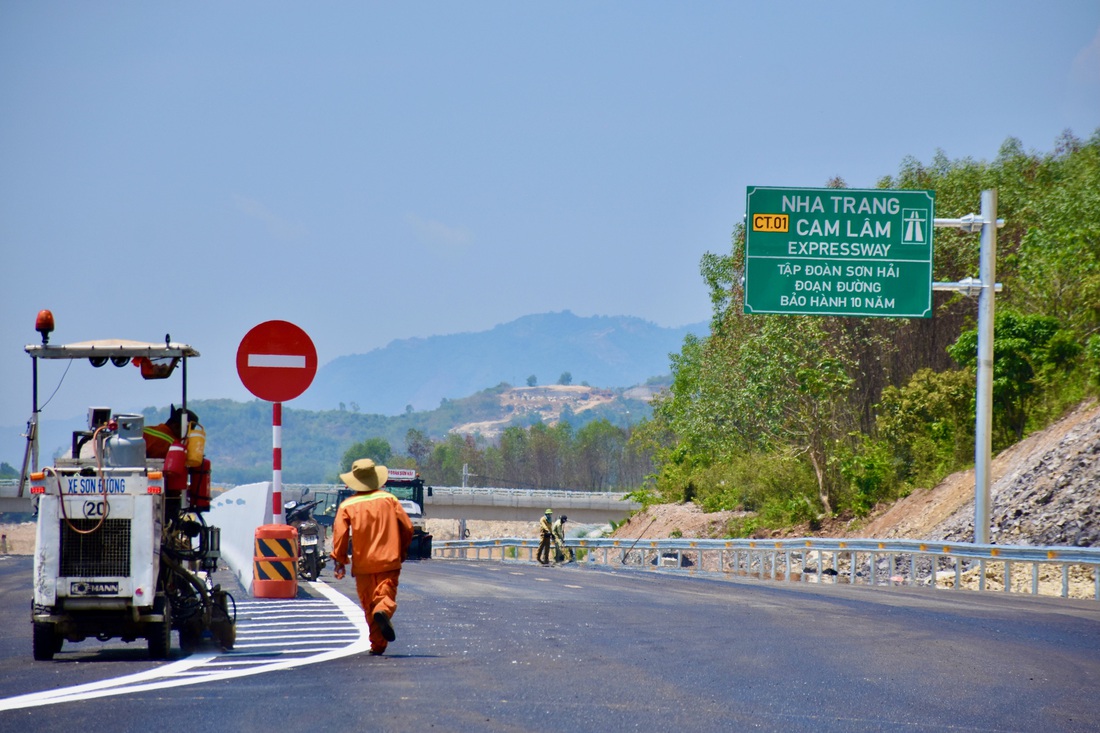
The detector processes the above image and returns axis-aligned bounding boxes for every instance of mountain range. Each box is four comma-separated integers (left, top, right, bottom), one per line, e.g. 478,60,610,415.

295,311,706,415
2,312,706,471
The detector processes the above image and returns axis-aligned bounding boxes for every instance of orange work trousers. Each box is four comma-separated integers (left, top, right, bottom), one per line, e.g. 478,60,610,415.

354,569,401,653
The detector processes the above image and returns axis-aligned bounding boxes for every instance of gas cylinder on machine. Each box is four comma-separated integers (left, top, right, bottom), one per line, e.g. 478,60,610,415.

105,413,146,466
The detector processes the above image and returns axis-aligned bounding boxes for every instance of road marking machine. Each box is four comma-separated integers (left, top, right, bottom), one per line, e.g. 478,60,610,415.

20,310,235,660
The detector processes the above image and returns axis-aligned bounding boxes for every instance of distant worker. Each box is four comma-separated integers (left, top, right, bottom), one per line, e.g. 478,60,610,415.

330,459,414,656
143,404,197,459
537,509,554,566
552,514,574,563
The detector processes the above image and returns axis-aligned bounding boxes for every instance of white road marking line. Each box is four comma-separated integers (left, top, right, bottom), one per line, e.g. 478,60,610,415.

0,582,369,711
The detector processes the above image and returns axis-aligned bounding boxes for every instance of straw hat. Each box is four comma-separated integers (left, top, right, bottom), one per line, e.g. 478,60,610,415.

341,458,389,493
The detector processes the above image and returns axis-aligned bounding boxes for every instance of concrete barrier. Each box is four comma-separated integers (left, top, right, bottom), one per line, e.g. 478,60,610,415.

207,482,272,593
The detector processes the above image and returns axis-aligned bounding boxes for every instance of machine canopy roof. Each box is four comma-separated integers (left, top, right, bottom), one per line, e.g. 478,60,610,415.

25,339,200,360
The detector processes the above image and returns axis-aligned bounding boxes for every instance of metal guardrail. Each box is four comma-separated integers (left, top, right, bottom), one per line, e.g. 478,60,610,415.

433,536,1100,601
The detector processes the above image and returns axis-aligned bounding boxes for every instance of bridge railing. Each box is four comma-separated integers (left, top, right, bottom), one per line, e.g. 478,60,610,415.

428,486,635,501
432,536,1100,602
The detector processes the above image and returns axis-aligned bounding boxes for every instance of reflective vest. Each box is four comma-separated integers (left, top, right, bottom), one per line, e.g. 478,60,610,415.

143,424,177,459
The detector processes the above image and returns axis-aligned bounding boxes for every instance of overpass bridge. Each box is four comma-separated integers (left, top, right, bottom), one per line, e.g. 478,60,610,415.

2,480,641,525
281,482,642,521
280,484,640,524
0,480,31,514
423,486,641,524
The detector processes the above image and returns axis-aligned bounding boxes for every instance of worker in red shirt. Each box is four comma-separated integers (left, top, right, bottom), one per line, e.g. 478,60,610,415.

143,404,197,458
330,459,414,656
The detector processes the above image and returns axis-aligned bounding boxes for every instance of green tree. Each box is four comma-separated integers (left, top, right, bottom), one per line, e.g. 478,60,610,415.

497,426,529,486
423,433,482,485
947,309,1081,445
558,371,573,386
340,437,393,472
1010,130,1100,337
405,428,432,466
875,367,974,487
657,237,859,514
1088,334,1100,392
526,375,538,387
575,420,626,490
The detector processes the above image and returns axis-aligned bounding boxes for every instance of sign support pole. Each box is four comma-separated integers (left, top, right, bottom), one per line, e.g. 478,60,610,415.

273,402,284,524
973,189,997,545
934,190,1003,544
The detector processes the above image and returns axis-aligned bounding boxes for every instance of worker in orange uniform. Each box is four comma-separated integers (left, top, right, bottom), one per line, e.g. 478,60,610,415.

330,458,414,656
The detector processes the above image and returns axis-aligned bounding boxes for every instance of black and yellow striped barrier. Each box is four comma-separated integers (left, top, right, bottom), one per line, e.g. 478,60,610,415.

253,524,298,598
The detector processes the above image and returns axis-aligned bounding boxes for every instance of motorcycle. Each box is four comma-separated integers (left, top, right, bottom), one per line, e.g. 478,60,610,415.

284,499,327,581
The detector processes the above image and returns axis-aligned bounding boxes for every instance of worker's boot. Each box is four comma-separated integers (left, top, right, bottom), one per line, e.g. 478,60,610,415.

373,611,396,642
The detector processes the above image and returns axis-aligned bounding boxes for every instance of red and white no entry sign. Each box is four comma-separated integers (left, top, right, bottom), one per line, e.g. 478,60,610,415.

236,320,318,403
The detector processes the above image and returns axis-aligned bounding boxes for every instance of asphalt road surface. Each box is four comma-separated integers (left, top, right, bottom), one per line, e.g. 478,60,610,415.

1,553,1099,732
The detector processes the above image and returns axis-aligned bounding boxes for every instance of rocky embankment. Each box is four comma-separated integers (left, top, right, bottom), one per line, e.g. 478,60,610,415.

854,400,1100,547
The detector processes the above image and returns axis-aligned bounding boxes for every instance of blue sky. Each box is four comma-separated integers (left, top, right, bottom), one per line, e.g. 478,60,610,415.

2,1,1098,429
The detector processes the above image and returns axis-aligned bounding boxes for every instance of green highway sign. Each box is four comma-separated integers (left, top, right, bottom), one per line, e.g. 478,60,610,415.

743,186,935,318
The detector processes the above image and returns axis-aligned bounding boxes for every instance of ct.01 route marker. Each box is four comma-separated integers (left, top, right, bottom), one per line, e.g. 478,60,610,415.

744,186,935,318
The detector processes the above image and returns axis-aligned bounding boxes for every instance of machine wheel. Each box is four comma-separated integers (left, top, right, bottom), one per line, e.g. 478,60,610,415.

148,598,172,660
32,622,60,661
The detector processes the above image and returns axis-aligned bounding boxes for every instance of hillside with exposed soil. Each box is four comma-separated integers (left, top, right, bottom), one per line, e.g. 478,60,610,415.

451,384,619,438
614,400,1100,548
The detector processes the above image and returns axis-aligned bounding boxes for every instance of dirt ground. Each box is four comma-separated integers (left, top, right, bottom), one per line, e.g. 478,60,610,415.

612,504,749,541
0,522,35,555
425,518,535,541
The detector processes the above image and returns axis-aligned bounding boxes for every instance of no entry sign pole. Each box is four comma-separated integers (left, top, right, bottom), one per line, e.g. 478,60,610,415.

272,402,284,523
236,320,318,524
